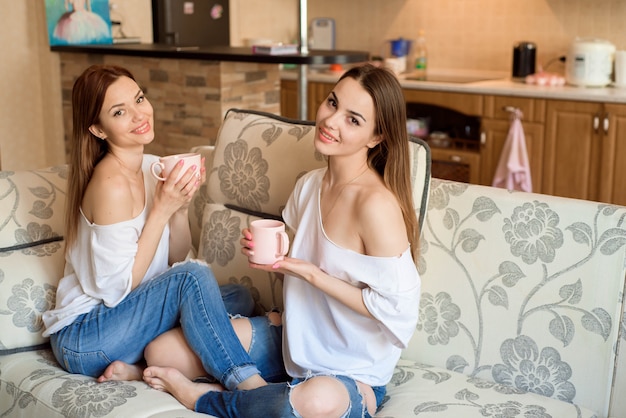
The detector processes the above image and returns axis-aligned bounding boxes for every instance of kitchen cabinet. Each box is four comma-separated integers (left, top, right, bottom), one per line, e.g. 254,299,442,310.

543,100,626,205
481,96,545,192
280,79,333,120
280,79,300,119
403,90,484,184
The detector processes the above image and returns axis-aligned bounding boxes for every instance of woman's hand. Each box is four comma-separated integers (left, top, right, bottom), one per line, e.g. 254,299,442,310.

240,228,317,281
153,158,205,217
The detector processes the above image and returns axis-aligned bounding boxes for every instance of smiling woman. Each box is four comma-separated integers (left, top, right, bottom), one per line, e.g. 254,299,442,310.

41,64,269,394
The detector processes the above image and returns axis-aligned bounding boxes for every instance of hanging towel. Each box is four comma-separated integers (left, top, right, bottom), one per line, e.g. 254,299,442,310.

492,108,532,192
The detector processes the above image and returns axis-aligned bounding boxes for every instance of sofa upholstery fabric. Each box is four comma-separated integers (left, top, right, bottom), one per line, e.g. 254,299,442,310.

2,108,626,418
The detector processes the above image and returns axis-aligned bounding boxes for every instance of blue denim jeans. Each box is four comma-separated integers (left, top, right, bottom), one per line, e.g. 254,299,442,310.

195,373,386,418
49,261,259,390
195,315,384,418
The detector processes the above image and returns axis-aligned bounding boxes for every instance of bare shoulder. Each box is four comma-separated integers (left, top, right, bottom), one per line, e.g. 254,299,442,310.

82,165,134,225
356,182,409,257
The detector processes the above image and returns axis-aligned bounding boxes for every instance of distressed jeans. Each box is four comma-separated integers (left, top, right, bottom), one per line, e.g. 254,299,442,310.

50,261,260,390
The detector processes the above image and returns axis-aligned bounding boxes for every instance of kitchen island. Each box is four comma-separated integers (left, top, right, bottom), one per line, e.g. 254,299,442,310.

52,44,368,158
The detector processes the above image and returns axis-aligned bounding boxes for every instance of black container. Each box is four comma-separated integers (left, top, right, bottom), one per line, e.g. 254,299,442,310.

512,42,536,79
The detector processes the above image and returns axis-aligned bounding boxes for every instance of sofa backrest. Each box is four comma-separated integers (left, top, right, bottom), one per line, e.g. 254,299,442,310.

0,165,68,354
406,178,626,416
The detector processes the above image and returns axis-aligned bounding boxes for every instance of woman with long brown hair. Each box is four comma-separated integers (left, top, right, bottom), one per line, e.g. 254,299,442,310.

143,63,421,418
41,64,280,392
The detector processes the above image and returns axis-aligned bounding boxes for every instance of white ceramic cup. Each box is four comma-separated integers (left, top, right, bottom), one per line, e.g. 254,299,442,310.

615,50,626,87
249,219,290,265
150,153,201,182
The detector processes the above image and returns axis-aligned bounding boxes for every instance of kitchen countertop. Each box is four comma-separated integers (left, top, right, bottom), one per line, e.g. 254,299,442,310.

282,67,626,104
50,44,369,65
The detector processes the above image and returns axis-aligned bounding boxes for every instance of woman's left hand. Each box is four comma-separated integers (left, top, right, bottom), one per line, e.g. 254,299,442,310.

249,257,319,283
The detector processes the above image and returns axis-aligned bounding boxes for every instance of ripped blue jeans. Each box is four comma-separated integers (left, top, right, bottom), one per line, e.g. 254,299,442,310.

196,316,386,418
50,261,260,390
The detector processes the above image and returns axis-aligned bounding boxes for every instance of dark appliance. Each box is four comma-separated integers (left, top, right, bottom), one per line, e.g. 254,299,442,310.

152,0,230,47
512,41,536,79
406,102,482,184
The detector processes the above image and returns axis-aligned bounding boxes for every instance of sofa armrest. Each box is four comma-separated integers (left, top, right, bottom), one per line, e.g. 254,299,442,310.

406,178,626,416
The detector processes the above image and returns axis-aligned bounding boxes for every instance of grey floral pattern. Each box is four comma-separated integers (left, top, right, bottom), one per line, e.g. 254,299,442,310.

479,401,550,418
492,336,575,402
411,178,626,416
503,201,563,264
52,379,137,417
218,139,269,211
15,222,62,256
418,292,461,345
4,278,56,332
428,180,468,210
201,208,241,267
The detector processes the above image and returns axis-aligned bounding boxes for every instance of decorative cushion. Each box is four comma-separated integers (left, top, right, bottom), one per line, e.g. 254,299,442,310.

189,145,216,252
206,108,326,218
197,203,285,313
408,178,626,416
0,166,68,353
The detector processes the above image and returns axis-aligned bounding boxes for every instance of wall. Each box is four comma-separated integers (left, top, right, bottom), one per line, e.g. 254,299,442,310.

309,0,626,74
118,0,626,74
0,2,64,171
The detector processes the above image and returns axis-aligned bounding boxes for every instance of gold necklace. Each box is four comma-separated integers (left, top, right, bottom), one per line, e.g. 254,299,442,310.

322,164,369,220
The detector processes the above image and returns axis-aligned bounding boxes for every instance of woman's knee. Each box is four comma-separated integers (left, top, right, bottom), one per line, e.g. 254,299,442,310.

144,328,205,380
290,376,350,417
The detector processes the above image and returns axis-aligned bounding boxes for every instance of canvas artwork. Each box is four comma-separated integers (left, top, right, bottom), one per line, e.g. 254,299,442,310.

44,0,113,45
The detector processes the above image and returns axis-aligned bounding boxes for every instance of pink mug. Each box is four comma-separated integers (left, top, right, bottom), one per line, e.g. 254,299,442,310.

150,153,201,182
249,219,290,265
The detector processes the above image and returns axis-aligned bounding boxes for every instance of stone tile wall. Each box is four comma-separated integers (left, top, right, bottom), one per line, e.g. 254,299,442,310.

59,53,280,158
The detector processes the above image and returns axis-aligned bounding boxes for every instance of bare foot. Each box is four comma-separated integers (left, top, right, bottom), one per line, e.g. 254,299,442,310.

97,360,144,383
143,366,223,410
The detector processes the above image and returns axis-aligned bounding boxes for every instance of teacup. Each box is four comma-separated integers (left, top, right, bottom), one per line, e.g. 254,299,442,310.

150,153,201,182
249,219,290,265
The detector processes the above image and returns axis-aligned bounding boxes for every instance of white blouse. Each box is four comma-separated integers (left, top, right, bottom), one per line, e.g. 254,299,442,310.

43,155,170,337
282,168,421,386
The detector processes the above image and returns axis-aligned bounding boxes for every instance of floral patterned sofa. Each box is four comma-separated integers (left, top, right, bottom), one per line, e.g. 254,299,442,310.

1,108,625,418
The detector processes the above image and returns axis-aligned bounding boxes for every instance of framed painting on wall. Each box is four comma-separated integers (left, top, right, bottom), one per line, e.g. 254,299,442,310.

44,0,113,45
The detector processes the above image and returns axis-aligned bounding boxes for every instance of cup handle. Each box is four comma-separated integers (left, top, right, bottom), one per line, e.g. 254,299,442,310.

151,161,166,181
276,231,290,257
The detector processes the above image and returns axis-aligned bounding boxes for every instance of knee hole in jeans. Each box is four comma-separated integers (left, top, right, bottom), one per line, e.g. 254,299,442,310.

266,311,282,326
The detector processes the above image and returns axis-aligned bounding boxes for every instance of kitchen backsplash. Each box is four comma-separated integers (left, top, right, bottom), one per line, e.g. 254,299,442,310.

88,0,626,74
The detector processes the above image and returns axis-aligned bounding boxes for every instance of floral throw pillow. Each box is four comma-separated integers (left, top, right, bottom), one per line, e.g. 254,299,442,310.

0,166,68,353
197,203,286,313
206,109,326,218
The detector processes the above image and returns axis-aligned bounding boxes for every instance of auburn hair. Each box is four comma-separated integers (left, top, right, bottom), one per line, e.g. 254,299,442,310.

338,64,420,261
64,65,135,250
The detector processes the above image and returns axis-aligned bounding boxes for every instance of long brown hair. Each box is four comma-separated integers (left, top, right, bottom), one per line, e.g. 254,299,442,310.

338,64,420,261
65,65,136,250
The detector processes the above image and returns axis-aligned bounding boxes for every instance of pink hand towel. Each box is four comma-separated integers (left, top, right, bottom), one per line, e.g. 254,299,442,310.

492,108,532,192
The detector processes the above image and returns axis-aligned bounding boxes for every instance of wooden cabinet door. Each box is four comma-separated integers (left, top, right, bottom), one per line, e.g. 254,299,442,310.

430,147,481,184
480,118,544,192
308,82,334,120
280,80,333,120
600,103,626,205
280,79,298,119
543,100,603,201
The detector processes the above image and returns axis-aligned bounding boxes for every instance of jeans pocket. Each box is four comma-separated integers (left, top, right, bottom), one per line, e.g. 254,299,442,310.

61,347,111,377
